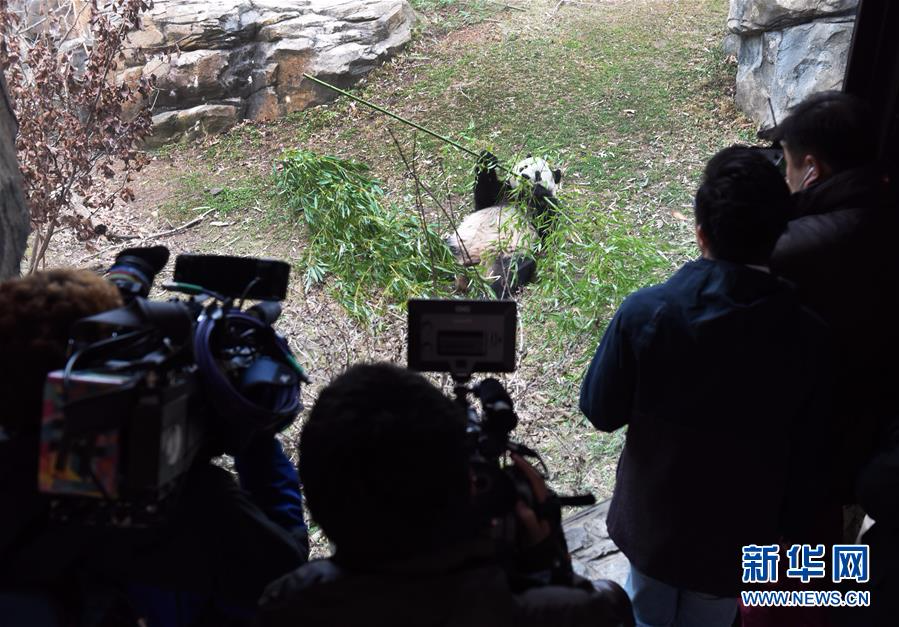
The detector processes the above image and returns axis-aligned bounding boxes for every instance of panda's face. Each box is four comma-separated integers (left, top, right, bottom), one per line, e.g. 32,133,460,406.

508,156,561,197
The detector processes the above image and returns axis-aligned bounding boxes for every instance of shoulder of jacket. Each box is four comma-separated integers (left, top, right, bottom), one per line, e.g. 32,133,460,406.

618,277,675,326
777,208,868,254
514,584,628,627
260,560,342,608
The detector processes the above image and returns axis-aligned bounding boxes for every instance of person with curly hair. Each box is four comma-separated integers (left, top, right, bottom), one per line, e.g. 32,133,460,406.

0,268,123,437
0,269,307,626
0,269,133,624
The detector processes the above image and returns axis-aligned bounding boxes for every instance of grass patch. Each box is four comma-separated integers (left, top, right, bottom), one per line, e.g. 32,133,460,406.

295,0,738,354
149,0,752,498
526,206,675,344
203,124,267,161
409,0,496,34
162,173,271,222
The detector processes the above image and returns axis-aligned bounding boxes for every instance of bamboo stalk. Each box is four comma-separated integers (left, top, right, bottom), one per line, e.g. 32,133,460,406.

303,73,483,162
302,73,526,180
486,1,526,11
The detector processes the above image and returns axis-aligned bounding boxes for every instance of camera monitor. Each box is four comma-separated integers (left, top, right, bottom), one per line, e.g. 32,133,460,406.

174,255,290,301
407,299,517,377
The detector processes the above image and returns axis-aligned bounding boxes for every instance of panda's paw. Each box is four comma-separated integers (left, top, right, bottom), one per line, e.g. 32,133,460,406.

476,150,500,172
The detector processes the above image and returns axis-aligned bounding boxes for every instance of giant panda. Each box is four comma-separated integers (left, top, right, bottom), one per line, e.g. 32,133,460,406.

446,152,562,298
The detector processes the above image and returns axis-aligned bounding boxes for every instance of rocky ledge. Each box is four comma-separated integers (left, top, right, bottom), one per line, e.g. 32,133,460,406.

119,0,415,146
725,0,858,130
564,500,629,587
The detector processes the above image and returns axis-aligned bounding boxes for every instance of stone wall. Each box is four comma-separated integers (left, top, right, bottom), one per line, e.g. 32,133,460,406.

727,0,858,129
118,0,416,146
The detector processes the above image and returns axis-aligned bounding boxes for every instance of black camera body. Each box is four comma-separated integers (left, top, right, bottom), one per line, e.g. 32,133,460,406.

407,299,594,551
38,247,307,526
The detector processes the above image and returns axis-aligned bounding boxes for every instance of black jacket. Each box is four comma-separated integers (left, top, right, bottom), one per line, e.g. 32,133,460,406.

259,540,633,627
580,259,834,597
855,414,899,627
771,165,899,498
0,433,305,625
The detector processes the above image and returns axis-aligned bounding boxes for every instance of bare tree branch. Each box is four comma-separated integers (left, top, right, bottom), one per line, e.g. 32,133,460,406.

0,0,155,272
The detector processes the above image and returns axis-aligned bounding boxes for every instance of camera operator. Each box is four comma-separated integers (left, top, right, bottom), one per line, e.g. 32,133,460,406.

0,269,308,626
260,362,634,627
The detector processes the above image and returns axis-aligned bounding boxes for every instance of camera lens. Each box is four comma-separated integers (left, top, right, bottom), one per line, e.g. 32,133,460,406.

106,246,169,300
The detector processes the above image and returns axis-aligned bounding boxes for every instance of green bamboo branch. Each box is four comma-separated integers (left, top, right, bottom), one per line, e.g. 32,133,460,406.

302,73,515,177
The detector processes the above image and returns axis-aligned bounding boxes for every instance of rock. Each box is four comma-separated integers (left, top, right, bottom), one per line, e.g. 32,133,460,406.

563,499,630,587
120,0,415,143
723,32,741,57
152,50,231,109
59,37,91,70
126,18,166,59
146,104,241,148
727,0,857,129
735,16,854,128
246,88,282,121
141,0,265,52
727,0,858,35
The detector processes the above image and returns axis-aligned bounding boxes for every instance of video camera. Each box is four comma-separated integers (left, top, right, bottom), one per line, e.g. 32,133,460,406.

407,299,594,551
750,99,788,176
38,246,308,526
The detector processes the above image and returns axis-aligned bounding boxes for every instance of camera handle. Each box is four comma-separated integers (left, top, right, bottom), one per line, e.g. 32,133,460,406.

451,374,486,438
451,373,472,410
454,373,597,512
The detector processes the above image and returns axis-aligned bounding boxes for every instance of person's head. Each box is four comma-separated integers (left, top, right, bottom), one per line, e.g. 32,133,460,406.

299,363,470,564
773,91,877,192
0,269,123,436
694,146,791,264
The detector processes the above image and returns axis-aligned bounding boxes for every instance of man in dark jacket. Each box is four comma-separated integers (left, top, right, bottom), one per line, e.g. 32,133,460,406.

770,90,899,503
579,147,833,627
261,363,634,627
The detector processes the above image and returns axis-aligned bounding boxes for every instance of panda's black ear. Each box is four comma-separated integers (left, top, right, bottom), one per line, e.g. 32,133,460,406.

553,169,563,185
526,153,532,158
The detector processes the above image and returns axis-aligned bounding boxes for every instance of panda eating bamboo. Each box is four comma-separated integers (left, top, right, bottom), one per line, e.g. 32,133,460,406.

445,152,562,299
